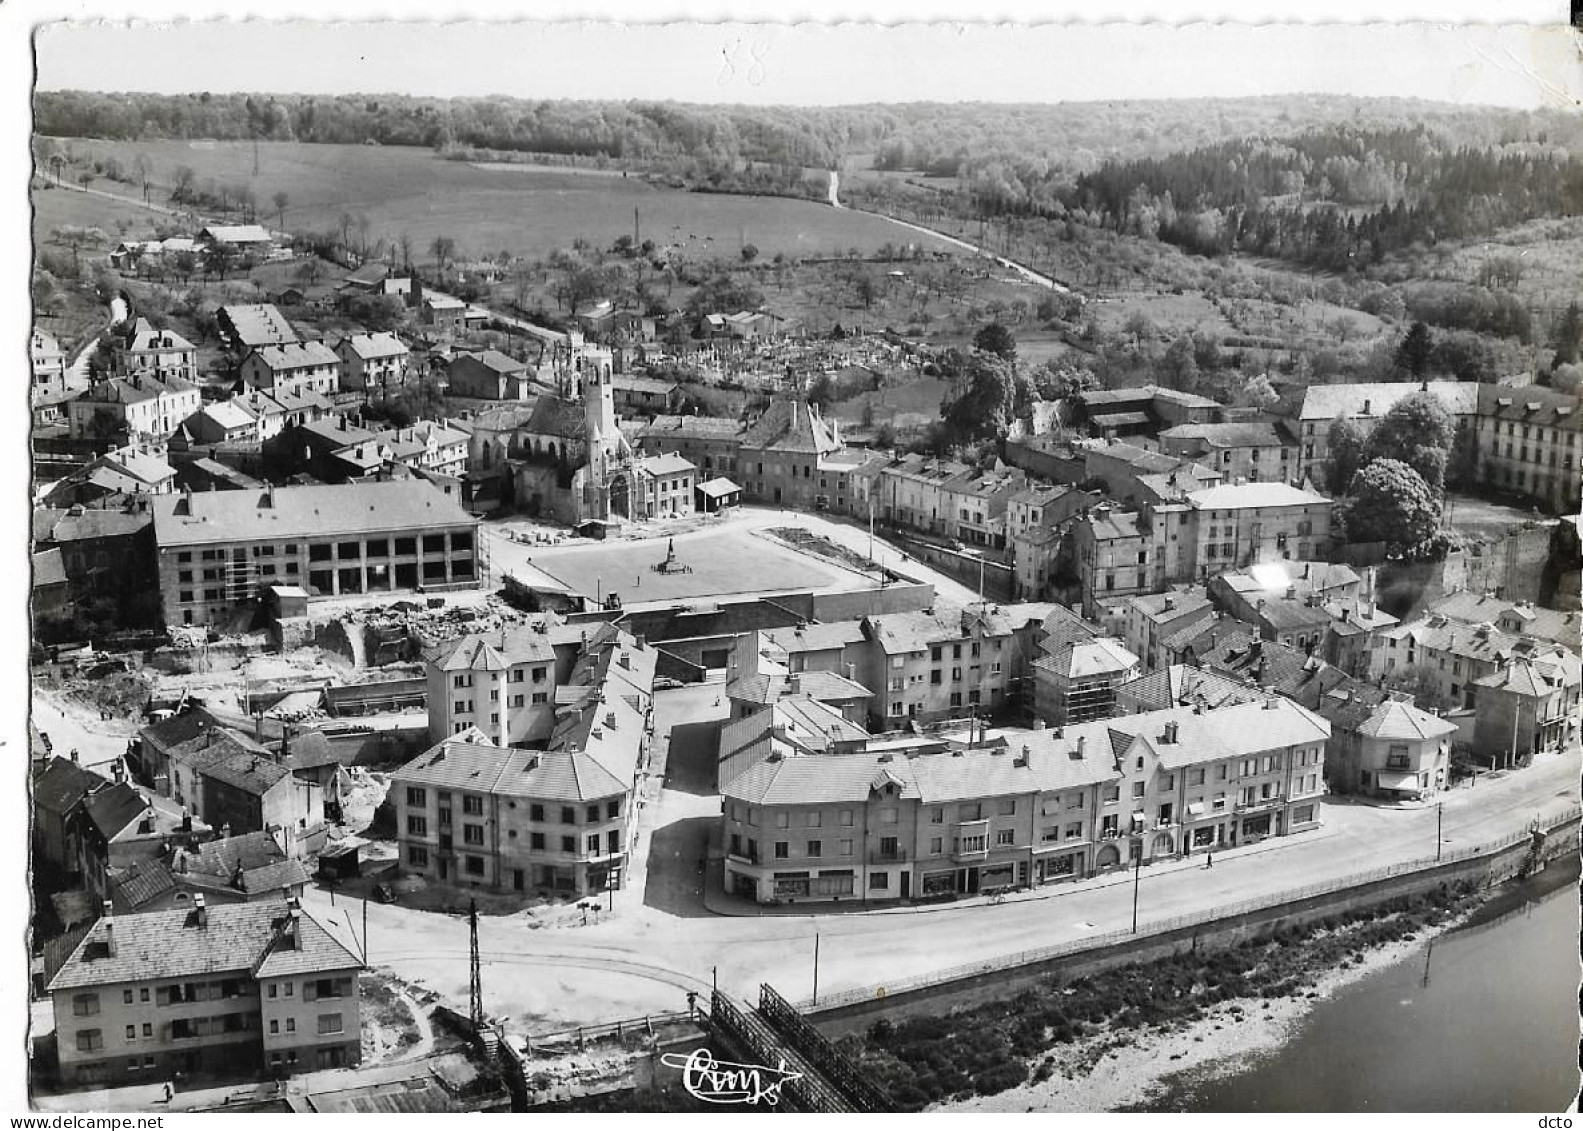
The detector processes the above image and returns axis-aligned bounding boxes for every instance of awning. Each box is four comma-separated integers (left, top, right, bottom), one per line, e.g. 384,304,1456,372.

1376,770,1422,791
698,477,743,498
1185,801,1206,817
1129,811,1146,829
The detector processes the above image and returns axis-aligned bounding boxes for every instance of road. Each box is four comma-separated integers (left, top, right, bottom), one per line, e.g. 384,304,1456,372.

63,294,126,387
303,677,1581,1036
825,170,1071,295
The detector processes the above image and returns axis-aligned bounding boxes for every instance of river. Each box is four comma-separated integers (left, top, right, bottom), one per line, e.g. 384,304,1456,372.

1156,855,1582,1112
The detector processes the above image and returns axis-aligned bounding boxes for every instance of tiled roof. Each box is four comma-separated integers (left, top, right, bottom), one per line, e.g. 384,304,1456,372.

1159,422,1290,449
1081,508,1144,541
220,304,300,348
424,624,559,670
153,479,475,548
452,349,523,375
78,374,197,406
1428,593,1580,653
1116,664,1265,712
199,749,293,796
1356,699,1459,741
639,415,746,440
122,319,196,354
1128,590,1213,625
1188,482,1330,511
1159,609,1223,654
1298,380,1480,421
33,548,67,588
202,224,273,243
523,396,587,440
1246,595,1335,633
741,397,840,455
250,341,340,372
763,621,868,654
179,831,287,877
638,453,695,477
109,859,177,912
726,752,921,806
339,332,409,360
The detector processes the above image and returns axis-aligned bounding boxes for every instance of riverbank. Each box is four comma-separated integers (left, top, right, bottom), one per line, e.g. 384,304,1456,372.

839,882,1489,1112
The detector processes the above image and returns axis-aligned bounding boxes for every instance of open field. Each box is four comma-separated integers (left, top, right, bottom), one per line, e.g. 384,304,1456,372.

44,138,964,263
32,181,169,243
827,374,952,429
498,522,878,605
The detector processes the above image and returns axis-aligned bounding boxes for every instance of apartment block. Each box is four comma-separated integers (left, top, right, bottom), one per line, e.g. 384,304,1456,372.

150,480,481,628
46,897,362,1088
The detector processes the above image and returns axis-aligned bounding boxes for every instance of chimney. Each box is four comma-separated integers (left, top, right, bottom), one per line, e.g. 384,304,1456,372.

1021,743,1032,768
1164,595,1175,611
254,711,266,741
194,893,208,928
103,905,117,955
70,748,79,764
221,823,232,841
1263,696,1278,710
605,711,617,729
787,674,801,694
1163,720,1179,744
1076,735,1087,759
289,908,301,949
112,759,125,783
1362,399,1372,415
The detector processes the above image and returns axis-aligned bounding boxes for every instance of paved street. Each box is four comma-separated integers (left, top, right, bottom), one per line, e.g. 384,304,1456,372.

302,677,1582,1036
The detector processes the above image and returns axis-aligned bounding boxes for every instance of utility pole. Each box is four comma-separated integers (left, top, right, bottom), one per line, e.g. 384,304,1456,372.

1130,854,1142,934
812,933,820,1005
362,898,368,964
634,206,640,248
1436,802,1443,862
468,898,483,1032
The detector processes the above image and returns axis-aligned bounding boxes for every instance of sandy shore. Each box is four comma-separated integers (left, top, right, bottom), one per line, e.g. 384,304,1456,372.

940,920,1460,1114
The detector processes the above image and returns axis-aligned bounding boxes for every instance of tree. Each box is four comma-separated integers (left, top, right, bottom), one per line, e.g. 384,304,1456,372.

1344,459,1440,548
1161,334,1200,393
1366,391,1456,495
1325,415,1368,497
1034,361,1097,403
1550,362,1583,395
430,235,457,277
171,164,196,203
1551,301,1582,367
685,273,764,318
973,321,1017,362
356,214,372,258
740,242,759,263
1382,662,1458,713
272,190,290,230
806,373,835,409
295,257,325,287
1233,373,1279,411
207,241,239,281
344,294,406,333
1393,320,1433,378
133,152,152,202
170,250,197,285
941,352,1033,444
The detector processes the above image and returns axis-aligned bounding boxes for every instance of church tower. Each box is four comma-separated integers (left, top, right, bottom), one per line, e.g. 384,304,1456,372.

581,350,620,482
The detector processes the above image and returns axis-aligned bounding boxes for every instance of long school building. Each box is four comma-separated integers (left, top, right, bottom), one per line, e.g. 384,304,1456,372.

721,696,1329,904
150,480,482,627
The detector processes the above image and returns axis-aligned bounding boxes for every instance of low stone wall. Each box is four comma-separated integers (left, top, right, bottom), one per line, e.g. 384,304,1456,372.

808,814,1580,1038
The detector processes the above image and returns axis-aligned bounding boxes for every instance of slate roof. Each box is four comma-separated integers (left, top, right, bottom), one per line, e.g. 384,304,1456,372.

153,479,474,547
451,349,524,375
1477,384,1581,431
122,319,196,355
726,752,921,806
200,750,294,796
220,304,300,348
1128,590,1213,625
77,374,197,406
864,604,1020,655
1081,508,1145,542
81,782,152,840
32,757,106,817
202,224,273,244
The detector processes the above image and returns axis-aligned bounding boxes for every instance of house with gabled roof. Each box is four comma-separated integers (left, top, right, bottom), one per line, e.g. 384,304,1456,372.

397,626,655,896
1327,698,1458,800
32,756,107,875
239,341,342,399
46,896,362,1087
333,332,410,394
719,695,1329,904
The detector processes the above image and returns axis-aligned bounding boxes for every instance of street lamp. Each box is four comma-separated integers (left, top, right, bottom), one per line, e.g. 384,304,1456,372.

1130,853,1142,934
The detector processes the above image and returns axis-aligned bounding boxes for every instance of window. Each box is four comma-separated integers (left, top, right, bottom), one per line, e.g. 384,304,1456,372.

776,812,790,829
561,807,576,825
807,840,822,858
530,804,545,822
406,787,427,807
560,836,575,852
465,855,485,876
269,1020,279,1035
126,1025,136,1041
997,798,1015,816
406,816,428,837
123,989,133,1005
531,691,548,705
76,1030,104,1053
607,799,621,819
1103,785,1120,803
586,834,601,854
1131,781,1146,798
774,842,789,859
930,807,944,824
995,829,1015,846
72,994,100,1017
317,1014,344,1035
530,832,545,850
407,845,429,868
463,824,484,846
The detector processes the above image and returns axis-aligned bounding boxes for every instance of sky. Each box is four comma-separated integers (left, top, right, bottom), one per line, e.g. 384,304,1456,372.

26,9,1583,109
